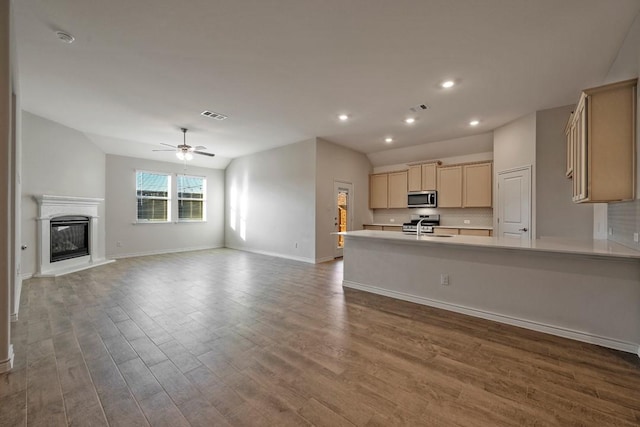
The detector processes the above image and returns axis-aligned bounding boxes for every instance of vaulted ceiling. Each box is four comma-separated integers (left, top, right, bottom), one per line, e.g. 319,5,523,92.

14,0,640,168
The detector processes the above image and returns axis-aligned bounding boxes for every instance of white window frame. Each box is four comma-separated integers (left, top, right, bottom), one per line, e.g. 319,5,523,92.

177,174,207,222
135,170,172,223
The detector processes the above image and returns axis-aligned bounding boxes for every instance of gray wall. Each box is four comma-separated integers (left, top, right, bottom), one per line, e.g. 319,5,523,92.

536,105,593,239
21,112,106,277
224,139,317,262
315,138,372,262
605,11,640,250
492,112,536,236
105,154,225,258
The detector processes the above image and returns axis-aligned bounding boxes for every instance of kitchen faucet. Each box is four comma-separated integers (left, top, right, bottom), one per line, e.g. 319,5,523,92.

416,217,427,238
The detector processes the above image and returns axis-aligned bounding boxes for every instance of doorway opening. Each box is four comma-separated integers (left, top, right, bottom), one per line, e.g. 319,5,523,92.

334,181,353,258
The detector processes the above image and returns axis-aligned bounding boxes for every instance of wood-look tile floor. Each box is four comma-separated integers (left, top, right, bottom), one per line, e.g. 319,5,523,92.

2,248,640,426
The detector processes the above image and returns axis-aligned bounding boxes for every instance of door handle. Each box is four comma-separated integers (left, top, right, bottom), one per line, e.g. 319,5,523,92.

518,228,528,232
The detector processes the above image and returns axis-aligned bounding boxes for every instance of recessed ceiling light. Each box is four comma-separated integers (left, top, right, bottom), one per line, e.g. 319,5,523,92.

469,120,480,126
385,137,393,143
441,80,455,89
405,117,416,124
55,31,75,44
338,114,349,121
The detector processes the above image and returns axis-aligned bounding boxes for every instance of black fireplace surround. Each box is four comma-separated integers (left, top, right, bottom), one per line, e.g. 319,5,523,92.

50,216,90,263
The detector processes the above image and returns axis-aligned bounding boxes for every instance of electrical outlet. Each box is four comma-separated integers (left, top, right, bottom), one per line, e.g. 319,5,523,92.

608,227,613,236
463,220,470,224
390,218,395,223
295,242,298,248
634,233,639,243
116,241,122,247
440,274,449,286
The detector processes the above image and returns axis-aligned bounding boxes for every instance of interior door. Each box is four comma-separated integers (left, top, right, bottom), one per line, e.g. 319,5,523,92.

334,181,353,258
497,166,531,239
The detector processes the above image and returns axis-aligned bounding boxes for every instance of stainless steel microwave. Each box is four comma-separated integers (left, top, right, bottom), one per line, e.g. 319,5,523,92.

407,191,437,208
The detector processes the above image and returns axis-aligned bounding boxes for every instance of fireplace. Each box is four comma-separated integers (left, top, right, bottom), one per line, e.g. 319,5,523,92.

50,216,90,262
34,195,113,277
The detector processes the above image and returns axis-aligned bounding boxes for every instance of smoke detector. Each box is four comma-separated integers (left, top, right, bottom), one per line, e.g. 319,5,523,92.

55,31,75,44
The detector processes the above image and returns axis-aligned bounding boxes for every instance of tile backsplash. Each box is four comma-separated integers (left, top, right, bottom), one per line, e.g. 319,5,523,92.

608,199,640,250
372,207,493,227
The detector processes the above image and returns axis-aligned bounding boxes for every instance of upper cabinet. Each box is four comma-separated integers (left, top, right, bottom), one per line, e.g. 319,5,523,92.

566,78,637,203
437,165,463,207
388,171,408,208
408,162,439,192
463,162,492,207
369,173,388,209
369,171,408,209
437,162,493,208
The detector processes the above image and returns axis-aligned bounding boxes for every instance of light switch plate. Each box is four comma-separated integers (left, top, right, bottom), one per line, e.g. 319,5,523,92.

634,233,639,243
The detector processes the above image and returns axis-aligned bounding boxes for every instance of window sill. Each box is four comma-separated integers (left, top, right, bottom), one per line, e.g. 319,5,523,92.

133,220,172,225
176,220,207,223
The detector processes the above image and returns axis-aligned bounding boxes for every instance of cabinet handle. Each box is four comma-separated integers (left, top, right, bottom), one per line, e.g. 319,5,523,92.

518,228,528,232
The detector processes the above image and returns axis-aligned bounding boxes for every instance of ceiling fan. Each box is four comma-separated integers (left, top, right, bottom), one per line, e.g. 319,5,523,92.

153,128,215,161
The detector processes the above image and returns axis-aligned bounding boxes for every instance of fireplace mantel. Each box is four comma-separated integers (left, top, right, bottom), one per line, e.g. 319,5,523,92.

34,195,114,277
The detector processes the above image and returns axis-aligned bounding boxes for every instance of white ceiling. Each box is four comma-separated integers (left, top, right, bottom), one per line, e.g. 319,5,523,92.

14,0,640,169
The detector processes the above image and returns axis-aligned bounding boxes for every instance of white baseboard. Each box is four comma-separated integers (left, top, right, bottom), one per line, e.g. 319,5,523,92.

343,280,640,355
109,245,224,260
225,245,316,264
0,345,14,373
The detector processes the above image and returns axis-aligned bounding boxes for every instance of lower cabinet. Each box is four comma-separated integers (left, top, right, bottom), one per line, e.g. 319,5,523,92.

363,225,402,232
434,227,492,236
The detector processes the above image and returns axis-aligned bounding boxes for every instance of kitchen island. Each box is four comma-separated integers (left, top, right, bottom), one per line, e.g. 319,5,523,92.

341,230,640,354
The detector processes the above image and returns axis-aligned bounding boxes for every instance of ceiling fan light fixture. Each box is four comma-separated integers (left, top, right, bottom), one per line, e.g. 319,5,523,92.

185,152,194,161
176,151,185,160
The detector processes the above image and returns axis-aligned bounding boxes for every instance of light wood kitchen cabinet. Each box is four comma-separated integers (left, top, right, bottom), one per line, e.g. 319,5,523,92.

463,162,492,207
460,228,492,236
434,227,492,236
369,174,388,209
363,224,402,232
388,171,408,208
566,78,637,203
408,162,438,191
437,162,493,208
437,165,463,208
434,227,460,235
363,225,383,230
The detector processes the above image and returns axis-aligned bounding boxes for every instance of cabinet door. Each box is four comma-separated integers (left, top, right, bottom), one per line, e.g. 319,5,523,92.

437,166,462,208
382,226,402,232
407,165,422,192
565,113,574,178
363,225,383,230
434,227,460,235
463,163,492,207
421,163,437,190
460,229,491,236
369,174,388,209
388,171,408,208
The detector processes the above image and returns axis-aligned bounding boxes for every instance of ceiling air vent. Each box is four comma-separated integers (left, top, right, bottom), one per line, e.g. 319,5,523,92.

200,110,228,120
409,104,431,113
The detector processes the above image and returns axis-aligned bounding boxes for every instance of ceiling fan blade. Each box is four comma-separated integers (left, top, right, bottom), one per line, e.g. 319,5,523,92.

152,149,177,152
194,151,215,157
160,143,176,148
194,145,207,150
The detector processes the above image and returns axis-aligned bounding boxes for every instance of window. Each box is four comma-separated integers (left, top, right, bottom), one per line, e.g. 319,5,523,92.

136,171,171,222
178,174,206,221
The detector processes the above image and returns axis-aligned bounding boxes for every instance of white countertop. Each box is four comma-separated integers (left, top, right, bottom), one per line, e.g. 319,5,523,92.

341,230,640,260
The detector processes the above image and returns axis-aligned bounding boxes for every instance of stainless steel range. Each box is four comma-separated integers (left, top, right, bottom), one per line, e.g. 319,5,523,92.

402,214,440,234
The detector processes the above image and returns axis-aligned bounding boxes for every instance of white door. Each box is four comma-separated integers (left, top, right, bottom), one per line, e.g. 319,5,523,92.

497,166,531,239
334,181,353,258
